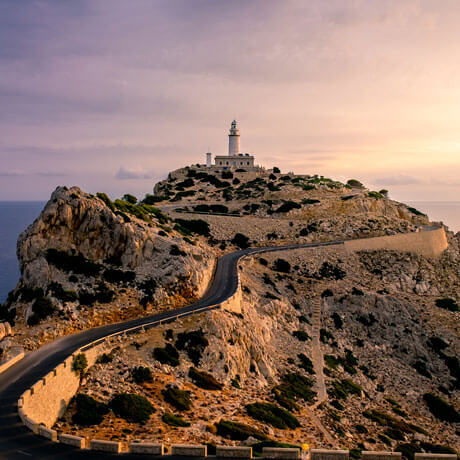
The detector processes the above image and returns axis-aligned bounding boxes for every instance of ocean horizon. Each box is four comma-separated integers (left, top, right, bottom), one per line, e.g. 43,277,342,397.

0,200,459,303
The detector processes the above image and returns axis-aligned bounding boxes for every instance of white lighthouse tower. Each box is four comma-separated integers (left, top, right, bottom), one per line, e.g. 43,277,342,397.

206,120,256,170
228,120,240,156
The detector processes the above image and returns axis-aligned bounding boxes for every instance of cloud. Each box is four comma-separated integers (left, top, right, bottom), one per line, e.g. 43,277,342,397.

115,166,156,180
0,170,69,177
372,175,422,186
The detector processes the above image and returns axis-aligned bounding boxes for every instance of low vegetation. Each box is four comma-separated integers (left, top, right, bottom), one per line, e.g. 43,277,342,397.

215,419,268,441
162,412,190,427
110,393,154,423
72,393,109,426
273,373,316,409
72,353,88,376
246,402,300,429
175,329,208,365
162,386,192,411
131,366,153,383
435,297,459,312
423,393,460,423
188,367,223,390
153,344,180,367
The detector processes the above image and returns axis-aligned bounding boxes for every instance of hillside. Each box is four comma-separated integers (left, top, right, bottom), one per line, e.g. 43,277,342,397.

0,166,458,456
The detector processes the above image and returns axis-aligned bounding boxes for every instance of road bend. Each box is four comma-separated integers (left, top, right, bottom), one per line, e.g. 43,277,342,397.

0,241,343,459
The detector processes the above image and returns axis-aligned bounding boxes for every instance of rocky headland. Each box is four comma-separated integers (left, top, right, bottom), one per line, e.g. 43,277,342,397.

1,166,458,457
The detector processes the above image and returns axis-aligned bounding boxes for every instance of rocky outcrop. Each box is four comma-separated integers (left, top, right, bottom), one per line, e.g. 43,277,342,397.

1,186,215,349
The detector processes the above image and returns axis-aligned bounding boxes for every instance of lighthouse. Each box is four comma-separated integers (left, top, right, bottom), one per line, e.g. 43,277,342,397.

206,120,256,170
228,120,240,156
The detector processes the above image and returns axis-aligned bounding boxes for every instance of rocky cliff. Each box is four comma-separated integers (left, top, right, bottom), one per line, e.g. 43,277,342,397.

0,186,215,350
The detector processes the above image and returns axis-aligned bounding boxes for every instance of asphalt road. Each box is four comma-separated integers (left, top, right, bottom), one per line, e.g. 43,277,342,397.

0,241,342,459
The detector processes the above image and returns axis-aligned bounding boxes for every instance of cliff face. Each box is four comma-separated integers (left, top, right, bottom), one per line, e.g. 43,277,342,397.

1,186,214,349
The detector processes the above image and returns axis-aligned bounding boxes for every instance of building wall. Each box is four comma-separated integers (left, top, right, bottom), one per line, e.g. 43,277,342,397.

214,155,254,168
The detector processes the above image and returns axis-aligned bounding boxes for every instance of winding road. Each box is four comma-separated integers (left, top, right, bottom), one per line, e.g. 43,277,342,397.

0,241,342,459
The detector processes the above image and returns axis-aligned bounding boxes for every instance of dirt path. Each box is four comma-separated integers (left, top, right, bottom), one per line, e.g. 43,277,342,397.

309,297,336,446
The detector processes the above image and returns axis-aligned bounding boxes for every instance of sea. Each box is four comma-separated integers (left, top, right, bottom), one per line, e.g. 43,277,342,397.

0,200,459,303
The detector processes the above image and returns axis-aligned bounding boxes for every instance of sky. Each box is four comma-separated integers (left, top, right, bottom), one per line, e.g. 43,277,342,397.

1,0,460,202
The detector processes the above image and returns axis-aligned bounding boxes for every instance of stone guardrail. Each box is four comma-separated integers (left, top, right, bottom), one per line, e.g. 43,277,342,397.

15,227,451,456
17,271,243,453
0,351,24,375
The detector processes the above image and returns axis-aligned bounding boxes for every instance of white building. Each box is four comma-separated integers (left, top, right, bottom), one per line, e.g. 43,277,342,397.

207,120,256,170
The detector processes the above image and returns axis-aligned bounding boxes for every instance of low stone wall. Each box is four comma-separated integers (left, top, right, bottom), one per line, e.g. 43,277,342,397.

310,449,349,460
0,350,24,374
344,227,447,258
362,452,401,460
20,341,108,428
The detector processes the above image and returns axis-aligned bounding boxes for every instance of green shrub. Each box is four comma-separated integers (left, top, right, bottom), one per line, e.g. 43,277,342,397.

328,379,362,400
324,355,341,370
132,366,153,383
298,315,310,324
45,249,102,276
189,367,223,390
231,233,250,249
413,360,431,379
103,269,136,284
96,192,115,211
318,262,346,280
423,393,460,422
97,353,112,364
246,402,300,429
419,442,458,456
122,194,137,204
215,419,268,441
298,354,315,374
162,386,192,411
331,312,343,329
273,258,291,273
72,393,109,426
177,178,194,188
73,353,88,376
321,288,334,298
170,244,186,256
174,218,210,236
110,393,154,422
384,427,405,441
142,194,167,204
302,198,320,205
363,409,428,435
175,329,208,365
162,412,190,427
368,191,384,199
320,328,334,344
293,330,311,341
435,298,459,312
346,179,364,188
27,296,55,325
274,201,301,213
355,424,368,434
395,442,419,460
48,282,78,302
427,336,449,353
18,286,43,302
153,344,180,367
273,373,316,408
407,206,426,217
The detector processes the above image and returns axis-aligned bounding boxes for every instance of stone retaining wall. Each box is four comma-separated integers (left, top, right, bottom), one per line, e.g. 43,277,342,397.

344,227,447,258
